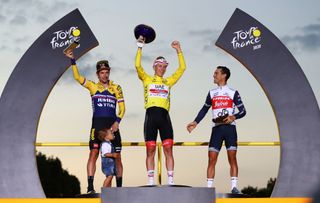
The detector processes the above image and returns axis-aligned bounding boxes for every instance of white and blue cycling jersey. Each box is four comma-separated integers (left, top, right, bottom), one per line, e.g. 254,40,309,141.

194,85,246,127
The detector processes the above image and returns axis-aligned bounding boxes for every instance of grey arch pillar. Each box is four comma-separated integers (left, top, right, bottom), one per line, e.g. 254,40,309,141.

216,8,320,197
0,9,98,197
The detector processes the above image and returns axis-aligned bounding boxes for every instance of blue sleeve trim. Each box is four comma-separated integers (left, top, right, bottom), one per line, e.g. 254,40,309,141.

70,58,76,65
233,91,246,119
116,117,121,123
194,92,211,124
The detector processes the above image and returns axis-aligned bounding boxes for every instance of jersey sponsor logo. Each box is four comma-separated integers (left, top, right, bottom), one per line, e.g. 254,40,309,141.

93,94,116,109
148,84,169,99
93,143,99,149
212,96,233,109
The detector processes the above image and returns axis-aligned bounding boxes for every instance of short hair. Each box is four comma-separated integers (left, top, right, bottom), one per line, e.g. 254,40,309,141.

156,56,165,60
97,128,111,141
153,56,169,68
217,66,231,81
96,60,110,73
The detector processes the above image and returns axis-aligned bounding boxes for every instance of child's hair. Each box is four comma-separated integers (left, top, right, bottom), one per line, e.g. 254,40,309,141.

97,128,111,141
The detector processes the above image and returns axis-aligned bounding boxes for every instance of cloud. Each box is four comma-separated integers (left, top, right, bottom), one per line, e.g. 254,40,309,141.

186,29,220,53
188,29,217,37
202,42,216,52
0,14,6,23
9,14,27,25
57,52,137,85
1,0,77,53
14,36,32,44
1,0,76,26
282,23,320,51
0,45,9,52
36,16,49,24
58,61,96,86
111,66,137,76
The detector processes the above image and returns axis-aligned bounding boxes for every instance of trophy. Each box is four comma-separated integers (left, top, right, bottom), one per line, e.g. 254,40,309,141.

134,24,156,44
63,40,79,54
212,109,229,123
63,28,80,54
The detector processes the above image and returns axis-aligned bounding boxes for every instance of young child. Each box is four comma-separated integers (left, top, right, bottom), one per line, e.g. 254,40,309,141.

98,128,118,187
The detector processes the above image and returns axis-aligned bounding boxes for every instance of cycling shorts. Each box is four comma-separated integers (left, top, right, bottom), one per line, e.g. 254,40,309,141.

144,107,173,143
209,124,237,152
89,117,122,152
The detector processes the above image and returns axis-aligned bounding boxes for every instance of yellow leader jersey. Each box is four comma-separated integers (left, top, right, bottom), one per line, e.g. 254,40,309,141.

135,49,186,111
71,64,125,122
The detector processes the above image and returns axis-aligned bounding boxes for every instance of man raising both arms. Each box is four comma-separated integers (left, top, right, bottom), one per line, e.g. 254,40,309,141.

135,39,186,185
187,66,246,194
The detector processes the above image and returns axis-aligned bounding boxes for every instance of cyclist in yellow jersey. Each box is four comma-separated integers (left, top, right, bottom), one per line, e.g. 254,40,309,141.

65,50,125,193
135,39,186,185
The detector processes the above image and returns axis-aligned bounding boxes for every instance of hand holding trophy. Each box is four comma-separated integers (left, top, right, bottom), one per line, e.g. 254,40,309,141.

134,24,156,48
212,109,229,123
63,28,80,54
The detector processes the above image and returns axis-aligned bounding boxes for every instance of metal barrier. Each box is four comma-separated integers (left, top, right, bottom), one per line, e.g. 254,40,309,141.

35,141,280,185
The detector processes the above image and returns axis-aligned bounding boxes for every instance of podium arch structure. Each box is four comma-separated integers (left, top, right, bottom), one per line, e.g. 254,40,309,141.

216,8,320,197
0,9,98,197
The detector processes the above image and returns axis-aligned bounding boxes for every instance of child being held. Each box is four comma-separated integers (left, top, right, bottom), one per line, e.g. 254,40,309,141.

98,128,118,187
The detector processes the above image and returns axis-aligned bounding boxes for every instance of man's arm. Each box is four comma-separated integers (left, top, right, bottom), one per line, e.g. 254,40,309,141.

64,50,86,84
111,84,126,132
167,41,186,86
187,92,211,133
233,90,246,119
135,40,149,81
223,90,246,124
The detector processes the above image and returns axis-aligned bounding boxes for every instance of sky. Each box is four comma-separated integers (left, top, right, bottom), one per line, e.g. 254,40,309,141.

0,0,319,194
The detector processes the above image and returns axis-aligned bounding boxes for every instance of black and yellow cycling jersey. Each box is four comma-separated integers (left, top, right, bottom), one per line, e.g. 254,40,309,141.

135,48,186,111
71,64,125,122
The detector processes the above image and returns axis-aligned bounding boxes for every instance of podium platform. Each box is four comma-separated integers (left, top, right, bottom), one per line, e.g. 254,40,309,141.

101,185,215,203
75,193,100,198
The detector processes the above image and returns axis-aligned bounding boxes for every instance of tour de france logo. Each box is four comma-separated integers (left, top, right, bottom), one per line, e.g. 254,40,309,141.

231,26,262,51
50,26,80,50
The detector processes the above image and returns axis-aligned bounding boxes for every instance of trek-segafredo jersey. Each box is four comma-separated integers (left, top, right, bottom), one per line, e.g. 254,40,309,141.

194,85,246,127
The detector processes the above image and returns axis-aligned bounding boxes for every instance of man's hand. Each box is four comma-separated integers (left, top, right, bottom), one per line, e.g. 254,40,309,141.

113,153,119,158
111,121,119,133
186,121,197,133
223,115,236,124
171,41,182,53
64,49,74,59
137,35,145,48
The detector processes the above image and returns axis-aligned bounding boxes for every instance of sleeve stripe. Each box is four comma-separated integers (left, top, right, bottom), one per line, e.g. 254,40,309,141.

81,78,86,86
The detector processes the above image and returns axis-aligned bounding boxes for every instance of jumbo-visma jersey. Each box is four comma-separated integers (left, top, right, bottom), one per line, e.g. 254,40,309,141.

71,65,125,122
135,49,186,111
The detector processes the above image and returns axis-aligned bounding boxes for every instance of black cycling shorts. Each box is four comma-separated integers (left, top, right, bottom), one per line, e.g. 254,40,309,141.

89,117,122,152
209,124,237,152
144,107,173,142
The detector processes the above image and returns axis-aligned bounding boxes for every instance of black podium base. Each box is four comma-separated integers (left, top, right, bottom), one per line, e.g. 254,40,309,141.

217,193,249,198
75,193,101,198
101,185,215,203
